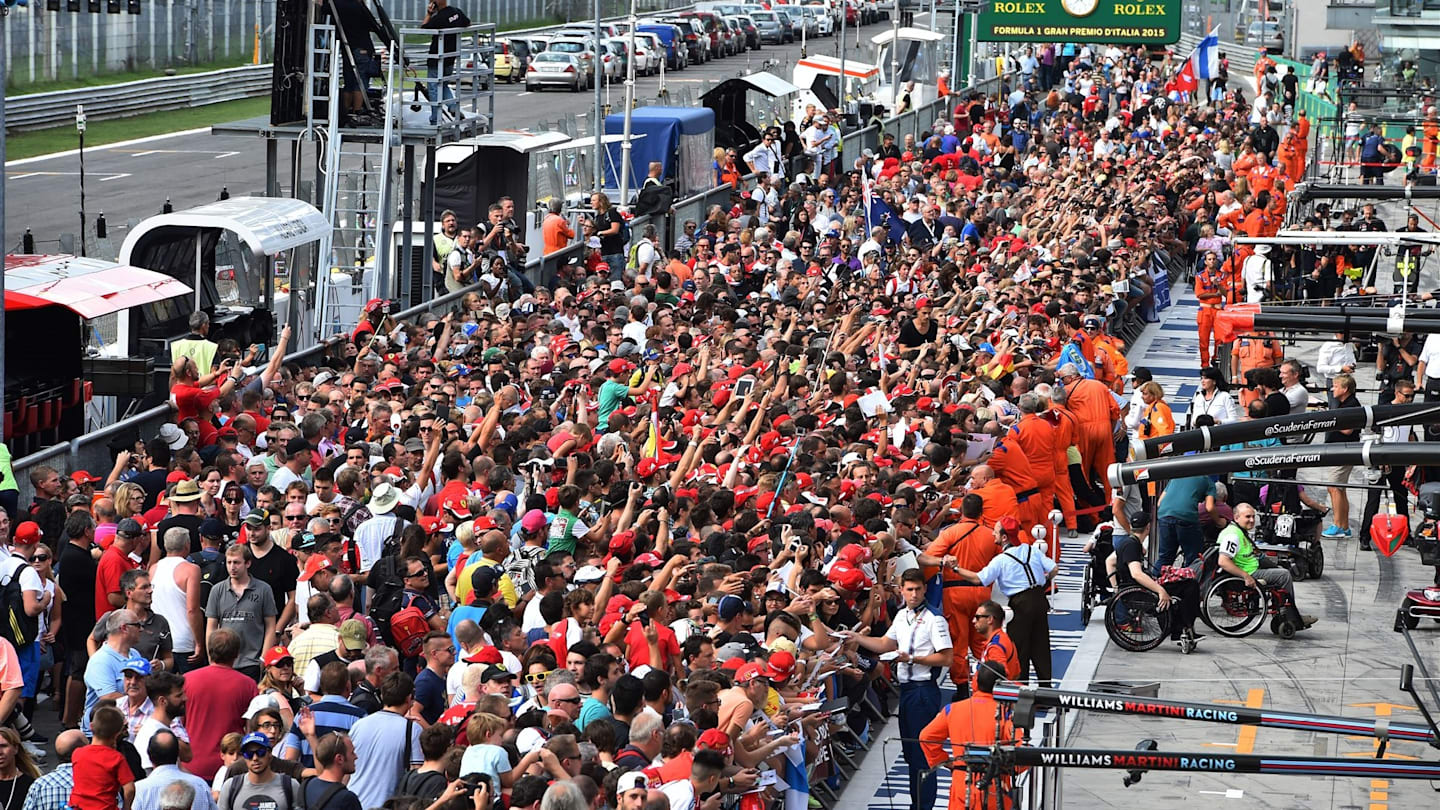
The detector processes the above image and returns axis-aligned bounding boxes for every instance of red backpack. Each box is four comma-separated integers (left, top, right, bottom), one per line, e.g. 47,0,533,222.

387,595,431,658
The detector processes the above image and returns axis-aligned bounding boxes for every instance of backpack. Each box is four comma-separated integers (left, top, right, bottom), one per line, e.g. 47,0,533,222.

365,517,415,651
386,595,432,658
0,557,38,648
219,771,299,810
187,549,227,608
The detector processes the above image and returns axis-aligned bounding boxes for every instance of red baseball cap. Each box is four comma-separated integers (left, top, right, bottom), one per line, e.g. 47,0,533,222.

11,522,41,546
262,646,294,668
70,470,101,485
830,562,873,592
734,662,769,685
165,470,190,484
697,728,732,756
764,650,796,683
297,555,334,582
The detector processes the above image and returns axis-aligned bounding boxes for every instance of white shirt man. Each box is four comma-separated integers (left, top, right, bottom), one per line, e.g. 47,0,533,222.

1417,333,1440,389
1241,251,1273,303
883,598,952,684
744,137,783,179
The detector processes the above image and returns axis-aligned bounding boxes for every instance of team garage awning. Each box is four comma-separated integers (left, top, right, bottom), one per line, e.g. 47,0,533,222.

4,254,193,319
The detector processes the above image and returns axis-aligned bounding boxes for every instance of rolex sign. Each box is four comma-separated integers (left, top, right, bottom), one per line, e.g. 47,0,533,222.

978,0,1181,44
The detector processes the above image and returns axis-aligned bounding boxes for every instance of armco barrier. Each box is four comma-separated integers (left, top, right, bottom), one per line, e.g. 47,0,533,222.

6,64,272,132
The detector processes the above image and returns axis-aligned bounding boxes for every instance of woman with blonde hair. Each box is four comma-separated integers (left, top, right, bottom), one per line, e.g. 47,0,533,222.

0,727,40,808
114,482,146,522
1137,380,1175,441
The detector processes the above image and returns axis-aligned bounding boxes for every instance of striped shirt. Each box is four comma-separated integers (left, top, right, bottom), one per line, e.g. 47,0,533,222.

280,695,366,766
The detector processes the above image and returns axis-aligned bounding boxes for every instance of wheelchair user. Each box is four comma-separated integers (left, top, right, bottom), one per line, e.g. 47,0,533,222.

1113,510,1203,647
1218,503,1319,631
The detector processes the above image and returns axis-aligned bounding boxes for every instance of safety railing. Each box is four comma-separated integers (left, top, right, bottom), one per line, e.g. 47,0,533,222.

5,64,273,132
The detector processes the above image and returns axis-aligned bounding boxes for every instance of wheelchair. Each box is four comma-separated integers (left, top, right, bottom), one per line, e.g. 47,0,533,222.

1080,524,1116,627
1198,547,1306,639
1103,585,1197,653
1252,507,1326,581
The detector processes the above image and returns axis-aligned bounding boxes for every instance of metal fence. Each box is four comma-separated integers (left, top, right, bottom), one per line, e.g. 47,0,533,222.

1,0,672,90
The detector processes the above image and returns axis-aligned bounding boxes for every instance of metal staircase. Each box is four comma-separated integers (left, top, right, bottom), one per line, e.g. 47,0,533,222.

309,23,398,342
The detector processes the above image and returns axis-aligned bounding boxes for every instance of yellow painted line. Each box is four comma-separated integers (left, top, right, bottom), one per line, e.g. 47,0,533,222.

1370,792,1388,801
1235,689,1264,755
1370,805,1387,810
1348,702,1415,717
1370,780,1389,789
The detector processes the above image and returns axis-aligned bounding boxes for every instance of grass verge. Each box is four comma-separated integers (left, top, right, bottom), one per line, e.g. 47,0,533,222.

8,56,256,96
5,97,270,161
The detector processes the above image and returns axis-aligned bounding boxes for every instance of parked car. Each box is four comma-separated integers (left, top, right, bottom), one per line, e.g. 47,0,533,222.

526,51,586,92
790,6,820,38
555,23,619,40
720,17,746,54
638,23,688,70
750,10,786,45
697,2,746,16
600,39,628,83
632,32,663,75
803,5,834,35
662,17,710,64
1244,19,1283,53
681,11,727,59
728,15,761,50
493,38,531,83
774,9,799,43
545,37,598,82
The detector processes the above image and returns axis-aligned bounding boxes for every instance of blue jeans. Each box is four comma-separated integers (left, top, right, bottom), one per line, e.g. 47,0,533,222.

427,64,457,124
602,253,626,280
1152,516,1202,578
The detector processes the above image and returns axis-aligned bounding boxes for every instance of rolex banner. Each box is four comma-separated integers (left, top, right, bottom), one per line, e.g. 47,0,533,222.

1136,402,1440,460
1109,442,1440,488
978,0,1181,45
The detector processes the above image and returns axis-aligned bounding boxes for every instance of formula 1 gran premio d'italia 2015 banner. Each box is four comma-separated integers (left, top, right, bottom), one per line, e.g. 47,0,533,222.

977,0,1180,45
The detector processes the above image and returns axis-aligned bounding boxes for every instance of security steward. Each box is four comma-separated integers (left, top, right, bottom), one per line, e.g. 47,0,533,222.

850,568,953,810
947,516,1057,687
972,600,1019,684
919,661,1025,810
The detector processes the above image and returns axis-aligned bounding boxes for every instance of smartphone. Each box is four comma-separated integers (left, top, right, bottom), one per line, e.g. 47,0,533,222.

253,343,269,363
638,610,650,627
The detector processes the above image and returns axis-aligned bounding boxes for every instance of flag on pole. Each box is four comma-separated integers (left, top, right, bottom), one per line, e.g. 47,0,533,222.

1166,26,1219,96
1166,58,1197,96
1193,26,1221,81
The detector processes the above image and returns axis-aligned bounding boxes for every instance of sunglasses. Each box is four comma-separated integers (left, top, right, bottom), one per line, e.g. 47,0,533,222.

241,749,270,760
32,554,50,562
224,497,242,504
285,515,307,522
552,696,580,705
525,669,555,685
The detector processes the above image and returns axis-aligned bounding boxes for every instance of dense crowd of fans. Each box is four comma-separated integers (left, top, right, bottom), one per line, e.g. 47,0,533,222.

0,34,1340,810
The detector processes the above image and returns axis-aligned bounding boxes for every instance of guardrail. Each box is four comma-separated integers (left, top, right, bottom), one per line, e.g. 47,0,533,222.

6,64,274,133
3,3,702,133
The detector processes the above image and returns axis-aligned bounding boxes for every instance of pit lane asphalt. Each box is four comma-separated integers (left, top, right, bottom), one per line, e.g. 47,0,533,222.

1058,258,1440,809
